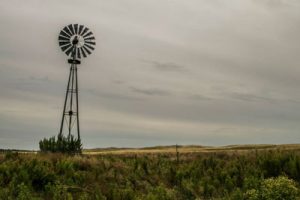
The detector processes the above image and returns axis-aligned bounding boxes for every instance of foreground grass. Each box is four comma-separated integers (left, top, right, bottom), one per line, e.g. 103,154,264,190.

1,146,300,199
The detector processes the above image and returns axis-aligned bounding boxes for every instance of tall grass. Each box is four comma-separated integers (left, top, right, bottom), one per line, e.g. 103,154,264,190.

0,149,300,199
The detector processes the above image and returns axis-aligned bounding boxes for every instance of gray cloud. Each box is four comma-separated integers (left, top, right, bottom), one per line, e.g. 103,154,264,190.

84,89,143,101
112,80,126,85
251,0,295,8
130,87,172,96
228,92,277,103
142,60,187,72
189,94,214,101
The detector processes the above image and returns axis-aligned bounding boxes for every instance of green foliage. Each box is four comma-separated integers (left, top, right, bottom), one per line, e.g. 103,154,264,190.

4,151,19,160
145,185,176,200
1,150,300,199
39,134,82,154
45,182,73,200
16,183,32,200
245,176,299,200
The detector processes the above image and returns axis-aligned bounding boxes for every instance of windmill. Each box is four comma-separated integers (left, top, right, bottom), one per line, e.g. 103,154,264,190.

58,24,96,141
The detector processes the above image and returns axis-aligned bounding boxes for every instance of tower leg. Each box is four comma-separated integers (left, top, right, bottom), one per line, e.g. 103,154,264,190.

68,65,75,138
59,65,72,137
75,66,80,140
59,64,80,140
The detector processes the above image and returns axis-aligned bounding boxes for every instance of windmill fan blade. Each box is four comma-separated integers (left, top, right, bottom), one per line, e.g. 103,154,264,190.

68,24,75,35
74,24,78,34
83,46,91,55
77,48,81,59
84,43,95,50
85,41,96,45
61,44,72,51
59,35,70,41
84,36,95,41
78,25,84,35
60,31,71,38
80,47,87,57
65,46,74,56
59,41,70,46
81,27,89,37
63,27,72,37
83,31,93,38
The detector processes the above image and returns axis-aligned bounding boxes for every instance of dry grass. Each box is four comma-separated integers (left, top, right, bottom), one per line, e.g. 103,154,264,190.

83,144,300,155
2,144,300,156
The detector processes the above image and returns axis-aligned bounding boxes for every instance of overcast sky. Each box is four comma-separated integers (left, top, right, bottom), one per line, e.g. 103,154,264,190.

1,0,300,149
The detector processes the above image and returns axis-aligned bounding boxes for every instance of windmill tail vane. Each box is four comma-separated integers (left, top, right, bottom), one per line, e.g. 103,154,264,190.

58,24,96,140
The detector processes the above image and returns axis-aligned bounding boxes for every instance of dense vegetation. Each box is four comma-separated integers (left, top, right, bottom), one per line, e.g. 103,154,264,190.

1,149,300,199
39,135,82,154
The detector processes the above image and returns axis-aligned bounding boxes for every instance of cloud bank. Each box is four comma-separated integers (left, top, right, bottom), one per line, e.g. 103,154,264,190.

0,0,300,149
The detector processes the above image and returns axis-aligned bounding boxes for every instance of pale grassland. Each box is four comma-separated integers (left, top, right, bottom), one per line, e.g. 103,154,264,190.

83,144,300,155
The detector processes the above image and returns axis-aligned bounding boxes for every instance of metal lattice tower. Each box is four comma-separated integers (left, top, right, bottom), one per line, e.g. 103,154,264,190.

58,24,96,140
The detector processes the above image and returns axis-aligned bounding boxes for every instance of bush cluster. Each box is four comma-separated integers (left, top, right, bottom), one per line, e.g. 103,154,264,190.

39,135,82,154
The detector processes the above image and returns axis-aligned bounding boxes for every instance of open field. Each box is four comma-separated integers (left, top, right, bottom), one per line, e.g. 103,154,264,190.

83,144,300,155
1,144,300,199
3,144,300,156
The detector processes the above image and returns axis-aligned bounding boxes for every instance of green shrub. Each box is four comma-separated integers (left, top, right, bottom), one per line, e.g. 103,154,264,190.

45,182,73,200
0,187,10,200
145,185,174,200
39,135,82,154
245,176,299,200
16,183,32,200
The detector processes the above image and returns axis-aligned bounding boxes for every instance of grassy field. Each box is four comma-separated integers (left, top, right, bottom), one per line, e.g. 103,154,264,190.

83,144,300,155
1,144,300,199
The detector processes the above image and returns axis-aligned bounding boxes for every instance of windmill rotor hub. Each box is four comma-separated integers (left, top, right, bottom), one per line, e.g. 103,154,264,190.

70,35,84,47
